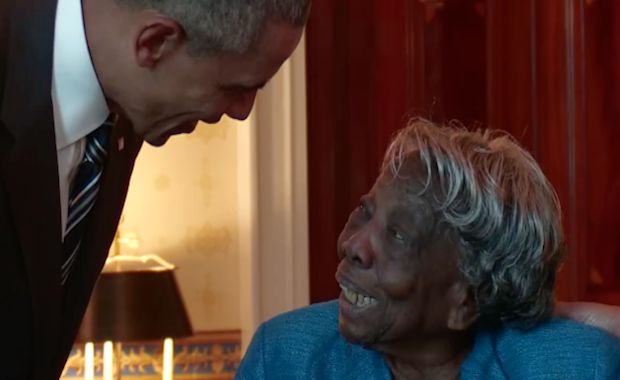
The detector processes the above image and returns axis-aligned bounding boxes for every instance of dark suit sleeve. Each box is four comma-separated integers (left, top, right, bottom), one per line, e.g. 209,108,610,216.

0,0,14,157
0,0,11,105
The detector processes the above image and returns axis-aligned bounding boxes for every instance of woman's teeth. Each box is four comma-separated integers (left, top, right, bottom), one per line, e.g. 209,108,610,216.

339,284,377,307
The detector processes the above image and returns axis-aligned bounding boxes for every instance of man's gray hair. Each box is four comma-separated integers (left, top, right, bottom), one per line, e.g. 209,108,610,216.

383,118,565,329
115,0,310,56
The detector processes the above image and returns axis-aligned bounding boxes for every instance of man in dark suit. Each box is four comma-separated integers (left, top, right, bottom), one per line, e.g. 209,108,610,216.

0,0,309,378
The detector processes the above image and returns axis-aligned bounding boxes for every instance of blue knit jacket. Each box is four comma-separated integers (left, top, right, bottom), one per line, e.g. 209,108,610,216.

236,300,620,379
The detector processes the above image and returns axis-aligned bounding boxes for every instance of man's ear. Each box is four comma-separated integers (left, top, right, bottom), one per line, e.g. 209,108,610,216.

446,281,478,331
135,17,185,68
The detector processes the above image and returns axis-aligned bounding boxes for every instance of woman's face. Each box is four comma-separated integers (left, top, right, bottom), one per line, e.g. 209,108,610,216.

335,164,465,350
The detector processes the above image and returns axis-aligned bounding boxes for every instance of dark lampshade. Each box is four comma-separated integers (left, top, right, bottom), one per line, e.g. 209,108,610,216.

76,269,193,343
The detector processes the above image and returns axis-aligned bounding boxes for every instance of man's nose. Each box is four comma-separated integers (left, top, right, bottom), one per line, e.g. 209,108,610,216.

225,90,258,121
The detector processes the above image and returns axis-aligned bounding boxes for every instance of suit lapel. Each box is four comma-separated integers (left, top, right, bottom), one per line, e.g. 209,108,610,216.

0,0,63,376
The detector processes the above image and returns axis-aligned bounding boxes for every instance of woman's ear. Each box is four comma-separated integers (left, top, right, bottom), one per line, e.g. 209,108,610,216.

135,17,185,68
447,282,478,331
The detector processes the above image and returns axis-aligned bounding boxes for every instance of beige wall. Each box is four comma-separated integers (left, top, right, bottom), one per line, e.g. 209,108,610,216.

118,118,242,332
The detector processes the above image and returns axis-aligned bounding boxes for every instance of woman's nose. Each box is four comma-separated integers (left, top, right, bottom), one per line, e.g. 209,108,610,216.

340,230,374,269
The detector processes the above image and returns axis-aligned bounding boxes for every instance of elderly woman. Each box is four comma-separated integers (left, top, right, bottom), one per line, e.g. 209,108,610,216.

236,120,620,380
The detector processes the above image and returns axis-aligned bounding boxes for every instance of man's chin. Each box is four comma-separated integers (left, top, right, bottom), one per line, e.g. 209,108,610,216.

145,135,170,147
142,121,198,146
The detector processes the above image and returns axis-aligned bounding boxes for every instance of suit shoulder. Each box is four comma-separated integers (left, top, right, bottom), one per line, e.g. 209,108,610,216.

237,301,390,380
261,300,340,346
493,318,620,379
236,301,344,379
498,318,620,351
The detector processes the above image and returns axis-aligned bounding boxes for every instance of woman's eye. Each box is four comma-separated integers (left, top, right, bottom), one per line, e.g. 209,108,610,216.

388,227,406,242
357,200,371,219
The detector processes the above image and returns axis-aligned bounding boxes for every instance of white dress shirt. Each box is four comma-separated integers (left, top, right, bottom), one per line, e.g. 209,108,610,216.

52,0,110,237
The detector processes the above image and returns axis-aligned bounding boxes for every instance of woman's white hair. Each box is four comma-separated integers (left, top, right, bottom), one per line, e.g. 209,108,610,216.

383,118,565,329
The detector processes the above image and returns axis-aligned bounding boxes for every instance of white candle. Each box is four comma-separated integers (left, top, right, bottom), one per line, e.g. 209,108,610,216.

162,338,174,380
103,341,114,380
84,343,95,380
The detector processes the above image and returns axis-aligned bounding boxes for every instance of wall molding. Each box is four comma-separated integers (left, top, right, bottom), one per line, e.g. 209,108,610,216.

237,34,309,351
62,331,241,379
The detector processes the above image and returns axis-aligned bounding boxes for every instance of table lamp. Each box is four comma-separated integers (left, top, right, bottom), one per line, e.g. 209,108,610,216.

76,254,192,380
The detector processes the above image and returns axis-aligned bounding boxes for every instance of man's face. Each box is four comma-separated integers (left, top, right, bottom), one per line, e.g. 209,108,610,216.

335,164,463,349
121,22,303,146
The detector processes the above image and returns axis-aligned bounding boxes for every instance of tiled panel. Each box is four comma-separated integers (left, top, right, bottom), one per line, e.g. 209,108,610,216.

61,331,241,380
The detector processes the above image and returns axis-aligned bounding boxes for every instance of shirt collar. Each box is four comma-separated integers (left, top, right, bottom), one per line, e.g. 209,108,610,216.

52,0,109,149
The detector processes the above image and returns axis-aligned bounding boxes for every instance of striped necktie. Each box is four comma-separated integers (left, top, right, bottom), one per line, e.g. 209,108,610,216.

61,117,113,285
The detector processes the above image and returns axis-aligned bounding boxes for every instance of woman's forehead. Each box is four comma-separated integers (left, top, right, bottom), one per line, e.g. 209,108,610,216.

376,158,432,198
373,171,435,220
